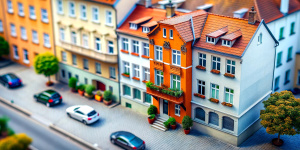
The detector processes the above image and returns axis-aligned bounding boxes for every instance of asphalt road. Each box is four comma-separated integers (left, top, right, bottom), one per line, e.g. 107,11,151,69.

0,103,85,150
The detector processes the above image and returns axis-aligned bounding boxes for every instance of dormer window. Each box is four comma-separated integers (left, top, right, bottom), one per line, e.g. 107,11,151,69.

206,37,215,44
130,23,138,30
222,40,231,47
143,27,150,33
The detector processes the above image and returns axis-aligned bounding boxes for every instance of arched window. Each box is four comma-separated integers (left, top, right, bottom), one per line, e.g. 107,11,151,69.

209,112,219,126
223,116,234,131
195,108,205,121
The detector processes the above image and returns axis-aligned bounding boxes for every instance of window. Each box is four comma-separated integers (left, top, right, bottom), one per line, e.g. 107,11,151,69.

276,52,282,67
133,64,140,78
274,76,280,91
61,70,65,78
59,28,65,41
133,89,141,100
69,2,75,17
172,50,181,65
71,31,77,44
20,27,27,40
95,38,101,51
18,3,24,16
126,103,132,108
209,112,219,126
109,86,113,93
206,37,215,44
61,51,66,62
80,5,87,20
222,40,231,47
95,62,101,74
130,23,137,30
43,33,50,48
123,62,130,75
68,72,72,79
122,38,129,51
75,75,79,80
223,117,234,131
132,40,139,54
108,41,114,54
23,49,29,64
258,33,262,44
144,93,151,104
143,43,149,56
198,53,206,67
41,9,49,23
82,34,89,48
57,0,63,14
211,84,219,99
84,78,88,84
290,22,295,35
72,54,77,65
13,45,19,59
10,24,16,37
155,46,162,61
279,27,284,40
83,59,88,70
155,70,164,86
171,75,180,90
225,88,234,104
285,70,290,84
143,68,150,81
175,104,180,116
212,56,221,71
0,20,3,32
287,47,293,61
106,10,112,26
163,28,166,38
92,7,99,22
169,29,173,39
32,30,38,44
109,67,116,79
7,0,13,13
226,60,236,75
197,80,205,95
142,27,149,33
123,85,131,96
195,108,205,121
297,70,300,85
29,6,36,19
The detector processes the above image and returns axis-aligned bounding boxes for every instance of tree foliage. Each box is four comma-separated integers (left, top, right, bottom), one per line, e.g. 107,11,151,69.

0,36,9,57
182,116,193,130
34,52,59,82
0,133,32,150
68,77,77,89
260,91,300,138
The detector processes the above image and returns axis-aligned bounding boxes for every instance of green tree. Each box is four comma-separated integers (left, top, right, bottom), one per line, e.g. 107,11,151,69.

260,91,300,144
34,52,59,83
0,36,9,58
0,133,32,150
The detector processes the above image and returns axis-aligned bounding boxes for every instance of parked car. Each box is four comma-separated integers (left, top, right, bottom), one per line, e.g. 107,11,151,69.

34,90,62,107
66,105,99,125
0,73,22,88
110,131,145,150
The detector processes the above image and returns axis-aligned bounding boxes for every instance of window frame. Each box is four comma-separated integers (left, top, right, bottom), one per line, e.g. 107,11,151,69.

130,23,138,30
163,28,166,38
83,58,89,70
72,54,77,65
290,22,295,35
133,88,141,100
57,0,64,14
198,53,206,67
175,104,180,116
95,37,101,51
7,0,13,13
123,85,131,96
169,29,173,39
133,64,140,78
43,33,51,48
143,67,150,81
274,76,280,91
59,28,65,41
82,34,89,48
197,80,205,95
123,61,130,74
279,27,284,40
69,2,75,17
276,51,282,67
212,56,221,71
32,30,39,44
211,83,219,99
13,45,19,59
258,33,262,45
20,27,27,40
71,31,77,45
29,6,36,19
10,24,16,37
284,70,290,84
222,40,231,47
287,47,293,62
106,10,113,26
142,27,150,33
226,60,236,75
61,51,67,62
109,67,116,79
143,43,149,56
172,50,181,66
41,9,49,23
154,46,163,61
18,2,24,16
92,7,99,23
0,20,3,32
108,41,114,54
132,40,139,54
171,74,181,90
23,49,29,64
224,88,234,104
206,36,215,44
122,38,129,51
95,62,101,74
80,4,87,20
144,93,152,104
155,70,164,86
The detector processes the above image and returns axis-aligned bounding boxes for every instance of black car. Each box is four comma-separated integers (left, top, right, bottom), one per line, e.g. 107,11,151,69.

34,90,62,107
0,73,22,88
110,131,145,150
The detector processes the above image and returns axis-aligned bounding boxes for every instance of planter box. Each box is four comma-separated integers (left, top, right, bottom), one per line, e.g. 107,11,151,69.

196,65,206,71
211,69,220,75
142,80,148,83
224,73,235,78
95,95,103,102
141,55,149,59
131,52,139,56
84,93,94,99
120,49,129,54
146,87,184,104
103,99,112,105
184,129,190,134
221,102,233,107
78,90,84,96
194,93,205,99
209,98,219,103
121,73,130,78
132,77,140,81
148,117,155,124
170,124,176,130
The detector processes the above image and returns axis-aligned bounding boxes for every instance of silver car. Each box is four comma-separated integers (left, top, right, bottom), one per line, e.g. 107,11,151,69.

66,105,99,125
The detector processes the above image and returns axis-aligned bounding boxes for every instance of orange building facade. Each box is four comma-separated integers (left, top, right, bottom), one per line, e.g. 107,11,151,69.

1,0,54,66
147,11,207,123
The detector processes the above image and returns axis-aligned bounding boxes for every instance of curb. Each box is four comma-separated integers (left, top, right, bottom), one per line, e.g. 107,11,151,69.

0,96,31,116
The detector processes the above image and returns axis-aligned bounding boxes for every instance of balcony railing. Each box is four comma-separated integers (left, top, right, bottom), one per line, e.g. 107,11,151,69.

60,41,117,63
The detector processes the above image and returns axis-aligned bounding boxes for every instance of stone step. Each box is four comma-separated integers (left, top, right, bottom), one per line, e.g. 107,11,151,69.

155,119,166,124
151,123,167,132
152,122,166,129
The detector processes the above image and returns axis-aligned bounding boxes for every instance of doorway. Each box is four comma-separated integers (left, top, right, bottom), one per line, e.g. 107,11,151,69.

159,99,169,119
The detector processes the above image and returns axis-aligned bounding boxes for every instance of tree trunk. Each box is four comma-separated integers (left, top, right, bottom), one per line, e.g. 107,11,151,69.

278,133,280,143
48,75,51,83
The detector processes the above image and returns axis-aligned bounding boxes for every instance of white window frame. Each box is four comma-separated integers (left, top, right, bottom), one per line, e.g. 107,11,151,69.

32,30,39,44
130,23,138,30
82,34,89,48
198,80,205,95
212,56,221,71
80,4,87,20
175,104,180,116
108,41,114,54
211,83,219,99
0,20,3,32
13,45,19,59
163,28,166,38
69,2,75,17
72,54,77,65
83,58,89,70
20,27,27,40
106,10,112,26
61,51,67,62
143,67,150,81
18,2,24,16
92,7,99,23
206,36,215,44
132,40,139,54
274,76,280,90
59,28,65,41
10,24,16,37
29,6,36,19
170,29,173,39
142,27,150,33
226,60,236,75
57,0,63,14
172,50,181,66
171,74,181,90
155,46,162,61
225,88,234,104
123,61,130,74
122,38,129,51
7,0,13,13
155,70,164,86
41,9,49,23
222,40,231,47
43,33,51,48
109,67,116,79
95,62,101,74
133,64,140,78
71,31,77,45
198,53,206,67
23,49,29,64
143,43,149,56
95,37,101,51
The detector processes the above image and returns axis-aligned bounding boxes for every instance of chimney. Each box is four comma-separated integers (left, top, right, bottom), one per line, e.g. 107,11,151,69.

145,0,152,8
166,1,175,18
280,0,289,15
248,7,256,24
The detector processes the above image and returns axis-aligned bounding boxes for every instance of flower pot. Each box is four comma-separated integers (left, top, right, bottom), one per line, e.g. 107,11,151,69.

103,99,112,105
84,93,94,99
148,117,155,124
170,124,176,129
46,81,54,86
95,95,103,102
71,88,77,93
184,128,190,134
78,90,84,96
272,138,284,146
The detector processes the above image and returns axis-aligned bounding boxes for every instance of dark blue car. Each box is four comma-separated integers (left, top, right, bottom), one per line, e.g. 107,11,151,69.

0,73,22,88
110,131,145,150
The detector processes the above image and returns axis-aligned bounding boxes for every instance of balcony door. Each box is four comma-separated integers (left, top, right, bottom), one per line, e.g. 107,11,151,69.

160,99,169,119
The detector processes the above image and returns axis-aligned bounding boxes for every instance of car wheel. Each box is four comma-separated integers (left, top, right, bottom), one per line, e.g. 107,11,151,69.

83,120,87,125
67,113,72,118
111,139,115,144
46,103,50,107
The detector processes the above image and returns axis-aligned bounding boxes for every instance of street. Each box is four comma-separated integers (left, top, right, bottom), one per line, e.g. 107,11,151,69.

0,63,299,150
0,102,84,150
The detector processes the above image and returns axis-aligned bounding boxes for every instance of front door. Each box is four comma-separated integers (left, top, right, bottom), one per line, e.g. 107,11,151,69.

160,99,169,119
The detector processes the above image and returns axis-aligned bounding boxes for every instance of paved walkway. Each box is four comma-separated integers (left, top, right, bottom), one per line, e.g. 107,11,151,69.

0,63,299,150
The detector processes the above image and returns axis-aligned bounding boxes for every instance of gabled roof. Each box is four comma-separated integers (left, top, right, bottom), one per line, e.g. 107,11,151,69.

206,26,228,38
220,29,242,41
117,5,184,39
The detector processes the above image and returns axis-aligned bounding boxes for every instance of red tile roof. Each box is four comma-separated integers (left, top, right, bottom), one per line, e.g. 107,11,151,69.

206,26,228,38
89,0,116,5
129,16,153,24
141,21,158,27
117,5,185,39
194,14,260,57
220,29,242,41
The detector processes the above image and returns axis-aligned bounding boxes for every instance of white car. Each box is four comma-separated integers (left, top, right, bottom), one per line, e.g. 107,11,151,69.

66,105,99,125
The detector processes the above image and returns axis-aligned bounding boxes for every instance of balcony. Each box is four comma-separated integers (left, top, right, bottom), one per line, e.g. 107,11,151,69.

170,65,181,75
153,60,164,71
60,41,117,63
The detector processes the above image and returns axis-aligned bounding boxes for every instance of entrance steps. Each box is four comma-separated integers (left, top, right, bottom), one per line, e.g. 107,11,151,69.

151,116,168,131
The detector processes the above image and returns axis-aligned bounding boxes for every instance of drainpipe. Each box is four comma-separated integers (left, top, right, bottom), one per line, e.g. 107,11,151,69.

271,43,279,93
190,16,196,46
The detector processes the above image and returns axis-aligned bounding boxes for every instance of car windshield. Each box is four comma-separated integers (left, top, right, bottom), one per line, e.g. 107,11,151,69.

52,93,60,99
87,110,97,117
6,74,18,80
130,137,143,146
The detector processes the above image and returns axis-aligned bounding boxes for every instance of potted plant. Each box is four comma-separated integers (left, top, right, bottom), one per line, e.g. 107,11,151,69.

168,117,176,129
148,114,156,124
103,90,112,105
68,77,77,92
182,116,193,134
77,84,85,96
84,84,95,99
147,105,157,124
94,91,103,102
163,120,170,129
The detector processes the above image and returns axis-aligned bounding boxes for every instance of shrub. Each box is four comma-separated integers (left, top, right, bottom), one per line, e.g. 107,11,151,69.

77,84,86,91
96,91,102,96
34,52,59,83
0,133,32,150
85,84,95,95
103,90,112,101
182,116,193,130
168,117,176,125
147,105,157,115
0,116,9,133
148,114,155,119
163,120,170,128
68,77,77,89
